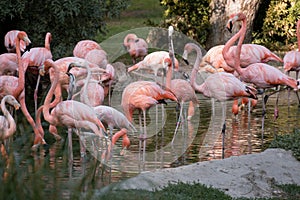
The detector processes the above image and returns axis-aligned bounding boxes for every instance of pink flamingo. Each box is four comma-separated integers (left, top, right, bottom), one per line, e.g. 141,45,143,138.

187,42,258,158
222,12,300,120
127,51,179,80
0,95,20,140
73,40,102,58
123,33,148,64
0,53,18,76
40,59,107,141
4,30,27,53
200,44,283,73
121,80,177,162
21,32,53,116
283,19,300,105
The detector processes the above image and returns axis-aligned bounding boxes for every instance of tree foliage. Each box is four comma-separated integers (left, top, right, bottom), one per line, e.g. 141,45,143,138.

253,0,300,51
0,0,129,59
160,0,211,48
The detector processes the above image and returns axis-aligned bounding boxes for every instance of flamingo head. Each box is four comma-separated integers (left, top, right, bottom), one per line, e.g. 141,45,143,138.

39,59,54,76
5,95,20,110
227,12,246,33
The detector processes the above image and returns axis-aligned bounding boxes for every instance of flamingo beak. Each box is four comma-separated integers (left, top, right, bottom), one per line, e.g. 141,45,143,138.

14,103,20,110
227,20,233,33
39,65,46,76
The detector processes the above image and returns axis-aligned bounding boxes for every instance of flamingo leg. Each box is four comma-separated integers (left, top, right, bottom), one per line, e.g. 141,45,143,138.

295,71,300,105
68,128,73,163
172,101,184,144
19,93,46,149
261,89,266,147
34,74,41,119
142,109,147,165
221,102,226,159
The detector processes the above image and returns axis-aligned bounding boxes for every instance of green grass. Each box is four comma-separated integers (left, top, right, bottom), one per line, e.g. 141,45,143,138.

96,0,164,42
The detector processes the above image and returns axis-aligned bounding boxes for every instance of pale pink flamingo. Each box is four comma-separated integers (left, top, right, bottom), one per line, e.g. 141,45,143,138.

166,28,199,142
73,40,102,58
222,12,300,120
121,80,178,162
200,44,283,73
94,105,137,156
0,95,20,140
188,44,258,158
123,33,148,64
0,53,18,76
68,61,105,107
283,19,300,105
4,30,27,53
127,51,179,80
0,95,20,179
40,59,107,141
21,32,53,116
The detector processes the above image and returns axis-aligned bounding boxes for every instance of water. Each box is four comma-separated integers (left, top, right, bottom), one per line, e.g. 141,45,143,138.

1,72,300,199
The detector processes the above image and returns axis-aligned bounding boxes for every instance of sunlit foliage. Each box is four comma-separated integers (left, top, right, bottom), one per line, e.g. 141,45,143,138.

253,0,300,51
160,0,210,48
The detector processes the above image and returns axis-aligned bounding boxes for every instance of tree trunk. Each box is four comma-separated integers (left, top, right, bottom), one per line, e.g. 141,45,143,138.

206,0,263,50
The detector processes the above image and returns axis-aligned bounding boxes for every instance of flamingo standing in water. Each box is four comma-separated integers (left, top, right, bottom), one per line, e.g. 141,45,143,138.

283,19,300,105
121,80,177,163
4,30,27,53
40,59,107,141
0,95,20,179
166,28,199,142
0,95,20,140
185,42,258,158
21,32,53,116
123,33,148,64
94,105,137,156
222,12,300,120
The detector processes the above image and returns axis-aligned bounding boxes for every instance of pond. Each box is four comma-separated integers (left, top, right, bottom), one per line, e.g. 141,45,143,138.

1,67,300,199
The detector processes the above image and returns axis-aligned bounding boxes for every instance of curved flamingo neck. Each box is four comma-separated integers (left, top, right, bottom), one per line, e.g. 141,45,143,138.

124,34,137,47
223,14,247,75
297,20,300,52
1,97,16,139
165,58,173,89
45,32,51,51
81,65,92,106
186,43,203,93
43,60,59,124
13,33,25,98
112,128,129,147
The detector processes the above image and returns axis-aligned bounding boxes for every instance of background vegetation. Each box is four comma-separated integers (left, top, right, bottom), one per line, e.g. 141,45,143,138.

1,0,299,58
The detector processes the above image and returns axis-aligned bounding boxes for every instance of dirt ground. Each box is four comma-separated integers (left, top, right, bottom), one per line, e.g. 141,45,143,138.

98,148,300,199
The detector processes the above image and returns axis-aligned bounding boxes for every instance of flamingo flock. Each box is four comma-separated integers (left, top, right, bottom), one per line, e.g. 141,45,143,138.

1,12,300,166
